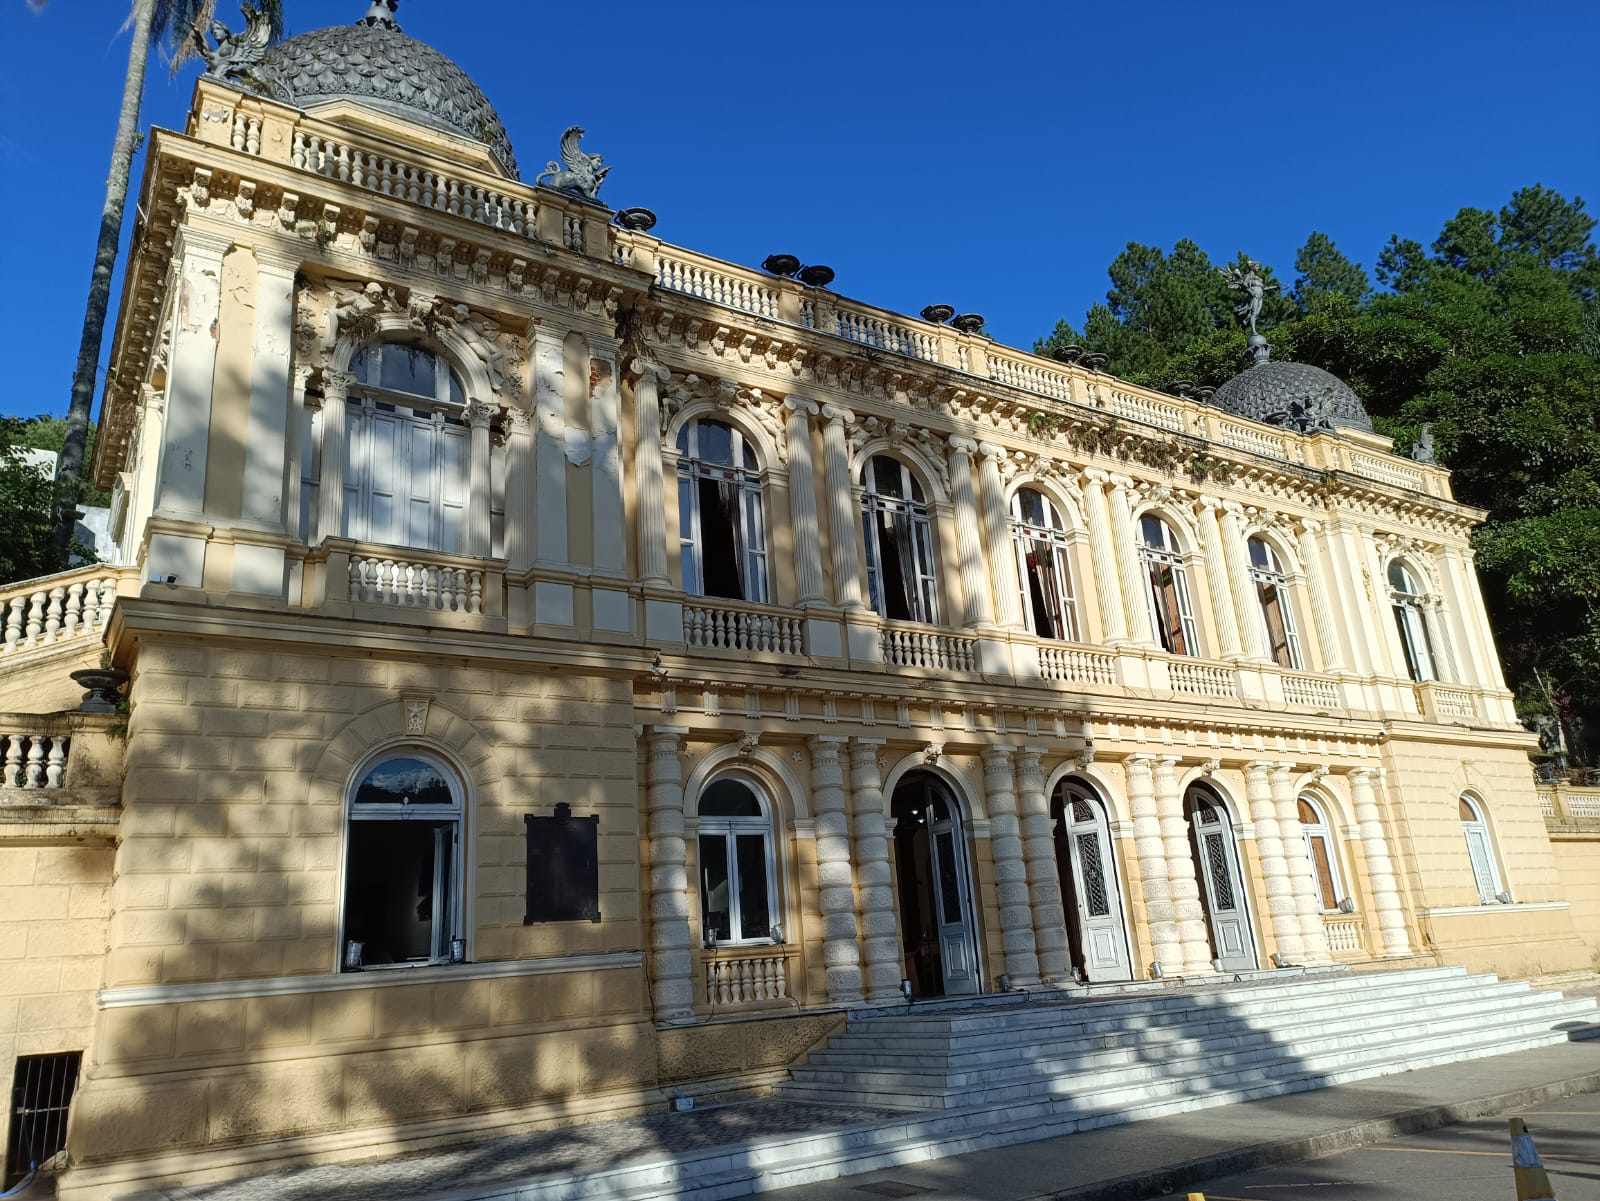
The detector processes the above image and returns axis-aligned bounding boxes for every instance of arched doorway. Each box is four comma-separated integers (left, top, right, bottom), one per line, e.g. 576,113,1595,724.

1185,785,1257,971
891,772,980,997
1051,778,1133,982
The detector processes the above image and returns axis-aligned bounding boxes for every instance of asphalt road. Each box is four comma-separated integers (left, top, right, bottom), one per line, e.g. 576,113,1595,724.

1158,1092,1600,1201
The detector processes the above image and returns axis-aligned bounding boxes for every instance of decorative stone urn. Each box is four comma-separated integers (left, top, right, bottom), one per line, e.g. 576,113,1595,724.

68,668,129,714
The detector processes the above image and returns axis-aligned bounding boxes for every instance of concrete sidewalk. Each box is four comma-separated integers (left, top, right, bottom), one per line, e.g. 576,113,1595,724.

764,1039,1600,1201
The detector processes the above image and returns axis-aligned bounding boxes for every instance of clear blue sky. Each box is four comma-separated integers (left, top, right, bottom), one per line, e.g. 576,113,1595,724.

5,0,1599,421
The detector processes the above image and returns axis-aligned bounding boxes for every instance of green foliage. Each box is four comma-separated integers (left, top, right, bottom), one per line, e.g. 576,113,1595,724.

1037,184,1600,757
17,418,112,507
0,419,78,584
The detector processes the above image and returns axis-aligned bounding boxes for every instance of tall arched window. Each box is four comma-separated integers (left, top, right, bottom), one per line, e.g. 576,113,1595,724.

1140,515,1200,656
1249,537,1303,670
862,455,938,624
1297,796,1347,911
676,419,768,602
1011,488,1080,641
333,344,470,552
697,778,778,944
342,752,463,970
1389,560,1439,681
1459,795,1506,904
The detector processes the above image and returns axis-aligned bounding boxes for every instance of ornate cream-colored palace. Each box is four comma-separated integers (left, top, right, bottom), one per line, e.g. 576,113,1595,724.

3,4,1598,1197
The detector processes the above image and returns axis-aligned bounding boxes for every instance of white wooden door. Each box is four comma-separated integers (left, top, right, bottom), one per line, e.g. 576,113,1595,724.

927,799,979,996
1061,797,1133,981
1191,802,1256,971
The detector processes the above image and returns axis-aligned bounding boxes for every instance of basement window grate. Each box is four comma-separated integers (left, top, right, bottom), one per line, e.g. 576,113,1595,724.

6,1051,82,1188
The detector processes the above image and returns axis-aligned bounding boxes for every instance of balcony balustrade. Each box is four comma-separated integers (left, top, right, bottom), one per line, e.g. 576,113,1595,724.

0,567,135,663
703,947,792,1009
1037,643,1118,687
1323,915,1366,956
683,601,804,655
880,623,979,672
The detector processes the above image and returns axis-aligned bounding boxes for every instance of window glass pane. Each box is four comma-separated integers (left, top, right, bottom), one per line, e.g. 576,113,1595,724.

1017,489,1046,527
735,834,771,940
698,834,732,942
353,758,454,807
699,780,762,817
1309,836,1339,909
697,477,743,599
380,346,437,397
1141,516,1164,549
935,830,963,924
872,456,905,498
343,819,446,964
1389,561,1414,594
1459,797,1478,822
1248,538,1272,571
697,421,735,466
1298,799,1318,824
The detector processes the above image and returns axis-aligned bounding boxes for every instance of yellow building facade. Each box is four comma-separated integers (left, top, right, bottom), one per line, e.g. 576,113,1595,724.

2,5,1598,1197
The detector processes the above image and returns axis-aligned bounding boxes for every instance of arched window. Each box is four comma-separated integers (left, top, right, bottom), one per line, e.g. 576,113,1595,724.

334,344,471,552
697,778,778,944
1459,795,1506,904
1249,537,1303,669
1297,796,1347,911
1011,488,1080,641
342,752,463,970
676,419,768,602
861,455,938,624
1389,560,1439,681
1140,515,1200,656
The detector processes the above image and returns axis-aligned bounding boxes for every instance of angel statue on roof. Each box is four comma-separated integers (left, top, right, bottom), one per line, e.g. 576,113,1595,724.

1218,259,1279,336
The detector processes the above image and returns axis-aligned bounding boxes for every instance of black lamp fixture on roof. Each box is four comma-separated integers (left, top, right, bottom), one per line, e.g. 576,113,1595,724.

920,304,956,324
1051,344,1085,364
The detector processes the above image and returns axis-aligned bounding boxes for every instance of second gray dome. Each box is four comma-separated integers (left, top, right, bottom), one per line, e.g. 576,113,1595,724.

1208,360,1373,434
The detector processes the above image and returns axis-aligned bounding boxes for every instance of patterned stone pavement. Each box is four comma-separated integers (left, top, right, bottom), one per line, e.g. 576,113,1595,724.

160,1098,904,1201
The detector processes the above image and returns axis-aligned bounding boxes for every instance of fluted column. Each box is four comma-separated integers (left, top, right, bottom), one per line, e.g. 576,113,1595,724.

1458,547,1509,691
1350,768,1412,956
1439,545,1490,688
315,371,352,544
1016,749,1069,980
1081,470,1129,643
156,226,229,517
1244,761,1303,961
588,335,625,578
1127,755,1179,971
1272,764,1331,964
1219,502,1269,660
978,443,1024,628
984,747,1039,985
1195,498,1244,658
1107,475,1156,645
948,437,995,629
821,406,863,609
1294,519,1341,671
1155,758,1212,974
504,409,535,573
532,324,569,568
241,252,296,529
646,727,694,1021
784,398,826,606
849,739,900,1001
630,360,670,585
466,400,494,558
810,737,864,1004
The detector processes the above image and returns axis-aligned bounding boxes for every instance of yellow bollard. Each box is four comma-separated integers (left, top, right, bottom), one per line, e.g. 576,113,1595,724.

1509,1117,1558,1201
1187,1194,1206,1201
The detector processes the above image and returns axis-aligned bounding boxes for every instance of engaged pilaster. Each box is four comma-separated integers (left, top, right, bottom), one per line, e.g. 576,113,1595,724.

1350,768,1412,956
977,443,1024,628
948,437,995,629
1127,755,1178,972
532,323,568,568
1244,761,1303,961
1155,758,1212,975
849,738,901,1001
630,359,670,585
984,747,1040,986
1220,502,1269,660
810,737,864,1004
466,400,495,558
1195,498,1244,658
784,398,826,606
646,727,694,1021
821,406,863,609
1015,749,1069,981
1294,519,1342,671
1107,475,1156,645
1081,470,1129,643
314,370,353,544
588,334,625,578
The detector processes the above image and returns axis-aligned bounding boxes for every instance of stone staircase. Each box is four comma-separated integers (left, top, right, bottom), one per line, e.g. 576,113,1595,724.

146,967,1599,1201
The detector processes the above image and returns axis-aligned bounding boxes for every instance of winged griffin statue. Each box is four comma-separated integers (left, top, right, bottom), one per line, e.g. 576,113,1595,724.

536,126,610,200
194,2,276,79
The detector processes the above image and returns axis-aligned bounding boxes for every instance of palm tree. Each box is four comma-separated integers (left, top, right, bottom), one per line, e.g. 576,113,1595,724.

50,1,285,551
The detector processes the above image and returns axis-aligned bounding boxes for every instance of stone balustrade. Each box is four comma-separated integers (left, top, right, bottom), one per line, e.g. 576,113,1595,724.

0,713,123,805
655,254,780,319
1,568,132,661
348,554,484,613
832,310,939,361
986,347,1074,402
1415,682,1480,723
1168,660,1237,699
1323,915,1366,956
704,949,790,1007
1282,673,1341,710
683,602,804,655
1541,782,1600,822
880,624,979,672
1037,644,1118,687
1103,387,1186,433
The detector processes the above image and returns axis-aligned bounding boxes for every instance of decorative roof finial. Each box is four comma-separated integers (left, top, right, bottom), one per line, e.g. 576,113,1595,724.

1219,258,1279,367
358,0,400,29
535,126,611,201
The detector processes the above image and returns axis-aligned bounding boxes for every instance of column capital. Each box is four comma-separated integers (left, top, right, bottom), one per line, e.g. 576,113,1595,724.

1107,472,1136,491
822,404,855,425
1123,752,1155,767
976,440,1008,462
173,224,234,262
505,405,534,433
322,369,355,402
628,356,670,383
1243,759,1275,777
647,724,689,739
1196,495,1225,513
1083,467,1112,485
784,396,820,417
1347,766,1380,785
1220,498,1247,518
850,736,887,748
251,243,302,277
948,434,980,456
1295,515,1323,535
466,399,496,430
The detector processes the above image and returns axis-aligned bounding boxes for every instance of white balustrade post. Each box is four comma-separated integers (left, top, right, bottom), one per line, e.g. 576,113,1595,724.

588,335,626,578
849,738,901,1001
784,399,826,606
1127,755,1179,972
1350,768,1412,956
821,406,863,609
1295,519,1342,671
646,727,695,1021
948,437,995,629
1272,764,1331,963
810,737,864,1004
1220,502,1270,661
977,443,1024,629
1196,498,1244,658
466,400,495,558
630,360,670,586
504,408,536,574
315,371,352,544
1081,470,1129,643
1155,758,1212,974
1016,749,1069,981
984,747,1040,986
1107,475,1156,645
1244,761,1303,961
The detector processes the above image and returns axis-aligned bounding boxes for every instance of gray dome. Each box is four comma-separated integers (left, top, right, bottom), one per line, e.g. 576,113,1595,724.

249,9,517,177
1208,359,1372,434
